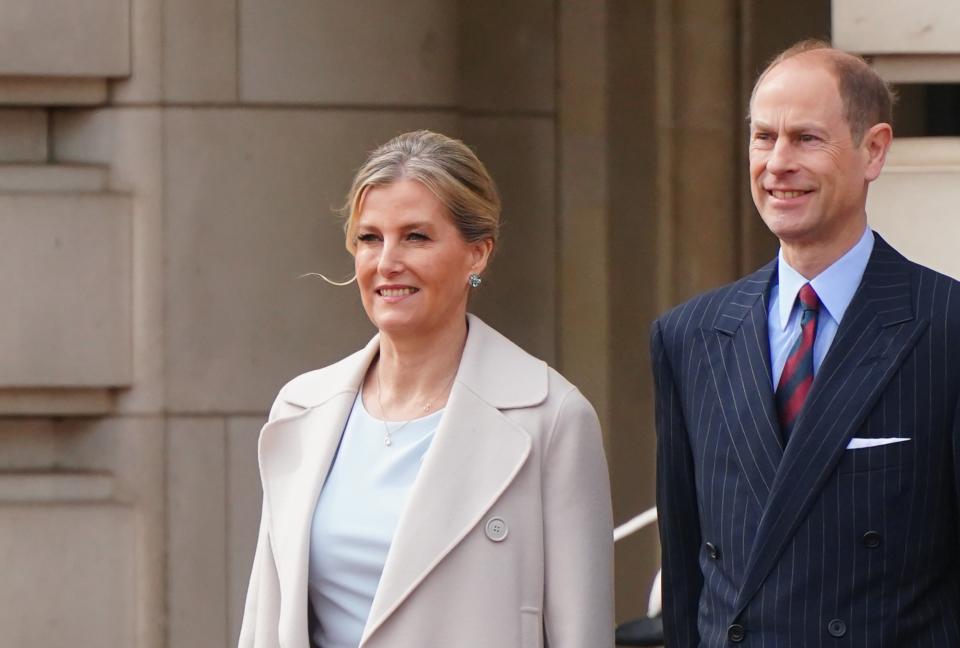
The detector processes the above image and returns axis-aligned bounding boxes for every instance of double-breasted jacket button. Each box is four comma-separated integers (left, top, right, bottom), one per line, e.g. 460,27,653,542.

484,517,508,542
827,618,847,638
862,530,882,548
727,623,745,643
705,541,721,560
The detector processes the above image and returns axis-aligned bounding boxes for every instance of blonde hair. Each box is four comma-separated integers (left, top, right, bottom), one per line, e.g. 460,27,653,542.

342,130,501,254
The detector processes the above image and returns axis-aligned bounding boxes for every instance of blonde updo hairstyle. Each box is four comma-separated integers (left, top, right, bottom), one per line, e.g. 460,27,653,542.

342,130,501,258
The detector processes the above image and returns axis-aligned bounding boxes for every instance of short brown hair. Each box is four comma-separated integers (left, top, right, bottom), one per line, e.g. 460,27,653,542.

342,130,501,255
750,39,895,144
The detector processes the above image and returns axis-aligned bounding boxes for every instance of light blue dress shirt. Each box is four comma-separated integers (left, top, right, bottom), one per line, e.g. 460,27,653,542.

768,227,874,389
308,395,440,648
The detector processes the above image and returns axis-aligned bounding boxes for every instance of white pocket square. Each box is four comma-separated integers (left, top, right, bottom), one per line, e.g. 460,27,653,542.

846,437,910,449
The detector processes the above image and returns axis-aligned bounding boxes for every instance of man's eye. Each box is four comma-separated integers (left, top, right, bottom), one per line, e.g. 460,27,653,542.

799,134,819,143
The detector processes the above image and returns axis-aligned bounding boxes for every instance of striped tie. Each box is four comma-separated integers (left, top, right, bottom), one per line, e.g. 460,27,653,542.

776,283,820,440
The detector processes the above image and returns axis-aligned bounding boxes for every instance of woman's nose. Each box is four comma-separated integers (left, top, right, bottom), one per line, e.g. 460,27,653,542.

377,240,404,276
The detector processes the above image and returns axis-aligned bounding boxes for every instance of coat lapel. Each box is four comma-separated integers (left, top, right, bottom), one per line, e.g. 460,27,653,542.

733,235,929,615
705,260,783,510
360,314,544,645
257,339,379,647
360,385,532,644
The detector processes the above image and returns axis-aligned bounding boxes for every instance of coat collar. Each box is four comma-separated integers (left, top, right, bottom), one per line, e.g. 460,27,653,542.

277,313,548,411
732,233,929,616
258,313,544,648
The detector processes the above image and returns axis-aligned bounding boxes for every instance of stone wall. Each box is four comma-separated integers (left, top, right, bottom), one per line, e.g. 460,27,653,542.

1,2,558,646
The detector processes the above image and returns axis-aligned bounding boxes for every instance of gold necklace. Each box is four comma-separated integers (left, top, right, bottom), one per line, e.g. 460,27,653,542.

375,363,456,447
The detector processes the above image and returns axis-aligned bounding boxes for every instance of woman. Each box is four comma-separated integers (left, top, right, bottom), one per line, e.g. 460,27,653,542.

238,130,613,648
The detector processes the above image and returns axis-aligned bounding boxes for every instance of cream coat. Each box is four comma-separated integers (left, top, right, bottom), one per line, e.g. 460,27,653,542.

238,314,614,648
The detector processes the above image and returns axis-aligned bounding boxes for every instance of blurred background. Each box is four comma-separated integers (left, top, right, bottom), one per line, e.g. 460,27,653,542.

1,0,958,645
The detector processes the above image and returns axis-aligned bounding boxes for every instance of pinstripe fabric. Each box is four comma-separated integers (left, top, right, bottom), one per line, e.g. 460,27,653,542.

653,234,960,647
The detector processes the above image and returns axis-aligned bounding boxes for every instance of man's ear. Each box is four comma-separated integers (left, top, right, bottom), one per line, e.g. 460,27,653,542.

863,122,893,182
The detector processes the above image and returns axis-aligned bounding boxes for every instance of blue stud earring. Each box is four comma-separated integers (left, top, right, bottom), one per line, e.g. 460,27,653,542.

468,273,482,288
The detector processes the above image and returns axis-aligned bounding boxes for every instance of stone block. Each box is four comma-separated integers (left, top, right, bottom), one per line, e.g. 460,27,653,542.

0,164,108,192
0,471,114,502
227,416,265,644
459,0,556,113
834,0,960,54
0,78,108,106
0,0,129,76
460,116,557,364
112,0,163,103
0,504,136,647
0,389,114,416
51,415,166,648
0,193,132,387
240,0,457,105
163,108,456,412
0,419,56,469
53,109,166,414
868,137,960,281
870,56,960,84
164,0,237,101
0,77,107,106
167,417,228,648
0,110,46,162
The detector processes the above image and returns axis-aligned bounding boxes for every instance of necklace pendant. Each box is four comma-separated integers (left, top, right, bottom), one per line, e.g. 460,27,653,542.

384,436,392,447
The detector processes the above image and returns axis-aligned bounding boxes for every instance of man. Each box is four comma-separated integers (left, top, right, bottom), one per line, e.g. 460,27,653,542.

653,40,960,646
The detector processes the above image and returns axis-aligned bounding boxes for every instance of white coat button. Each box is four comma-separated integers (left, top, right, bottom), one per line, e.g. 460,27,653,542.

485,517,508,542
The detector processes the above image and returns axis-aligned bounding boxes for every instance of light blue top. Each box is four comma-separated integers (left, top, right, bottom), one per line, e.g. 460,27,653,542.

308,395,441,648
767,227,874,388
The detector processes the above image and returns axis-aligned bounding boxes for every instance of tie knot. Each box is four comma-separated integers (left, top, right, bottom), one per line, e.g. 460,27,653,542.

798,283,820,311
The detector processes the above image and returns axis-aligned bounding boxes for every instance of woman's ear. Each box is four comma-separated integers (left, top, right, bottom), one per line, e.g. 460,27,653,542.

469,238,494,275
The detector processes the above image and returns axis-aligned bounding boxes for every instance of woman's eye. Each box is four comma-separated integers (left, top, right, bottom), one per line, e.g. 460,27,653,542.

407,231,429,241
356,233,380,243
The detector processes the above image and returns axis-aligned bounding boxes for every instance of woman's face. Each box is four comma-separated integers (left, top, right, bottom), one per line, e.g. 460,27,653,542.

353,179,491,340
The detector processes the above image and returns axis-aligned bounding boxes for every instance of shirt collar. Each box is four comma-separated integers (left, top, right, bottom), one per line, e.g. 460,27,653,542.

777,227,874,331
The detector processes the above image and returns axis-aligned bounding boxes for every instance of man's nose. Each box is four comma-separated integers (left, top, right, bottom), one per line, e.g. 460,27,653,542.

766,137,796,175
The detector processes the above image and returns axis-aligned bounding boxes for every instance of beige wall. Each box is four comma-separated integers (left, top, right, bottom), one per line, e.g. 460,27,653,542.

6,0,907,644
2,1,559,646
867,138,960,281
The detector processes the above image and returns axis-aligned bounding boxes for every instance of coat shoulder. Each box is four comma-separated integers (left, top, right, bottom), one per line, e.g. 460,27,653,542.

908,258,960,323
876,238,960,326
268,345,373,419
654,268,771,348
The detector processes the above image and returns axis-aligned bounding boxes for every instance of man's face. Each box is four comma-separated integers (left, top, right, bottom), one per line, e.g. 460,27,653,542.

749,57,871,253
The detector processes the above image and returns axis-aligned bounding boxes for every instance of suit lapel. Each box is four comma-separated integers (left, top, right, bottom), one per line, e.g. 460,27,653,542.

734,235,929,615
360,384,531,644
706,260,783,509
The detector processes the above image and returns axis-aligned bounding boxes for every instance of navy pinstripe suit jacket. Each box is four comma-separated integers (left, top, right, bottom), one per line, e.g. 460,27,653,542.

653,234,960,647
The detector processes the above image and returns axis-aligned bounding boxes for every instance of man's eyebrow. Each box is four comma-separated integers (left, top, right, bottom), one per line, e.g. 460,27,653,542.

786,122,827,133
748,120,827,133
